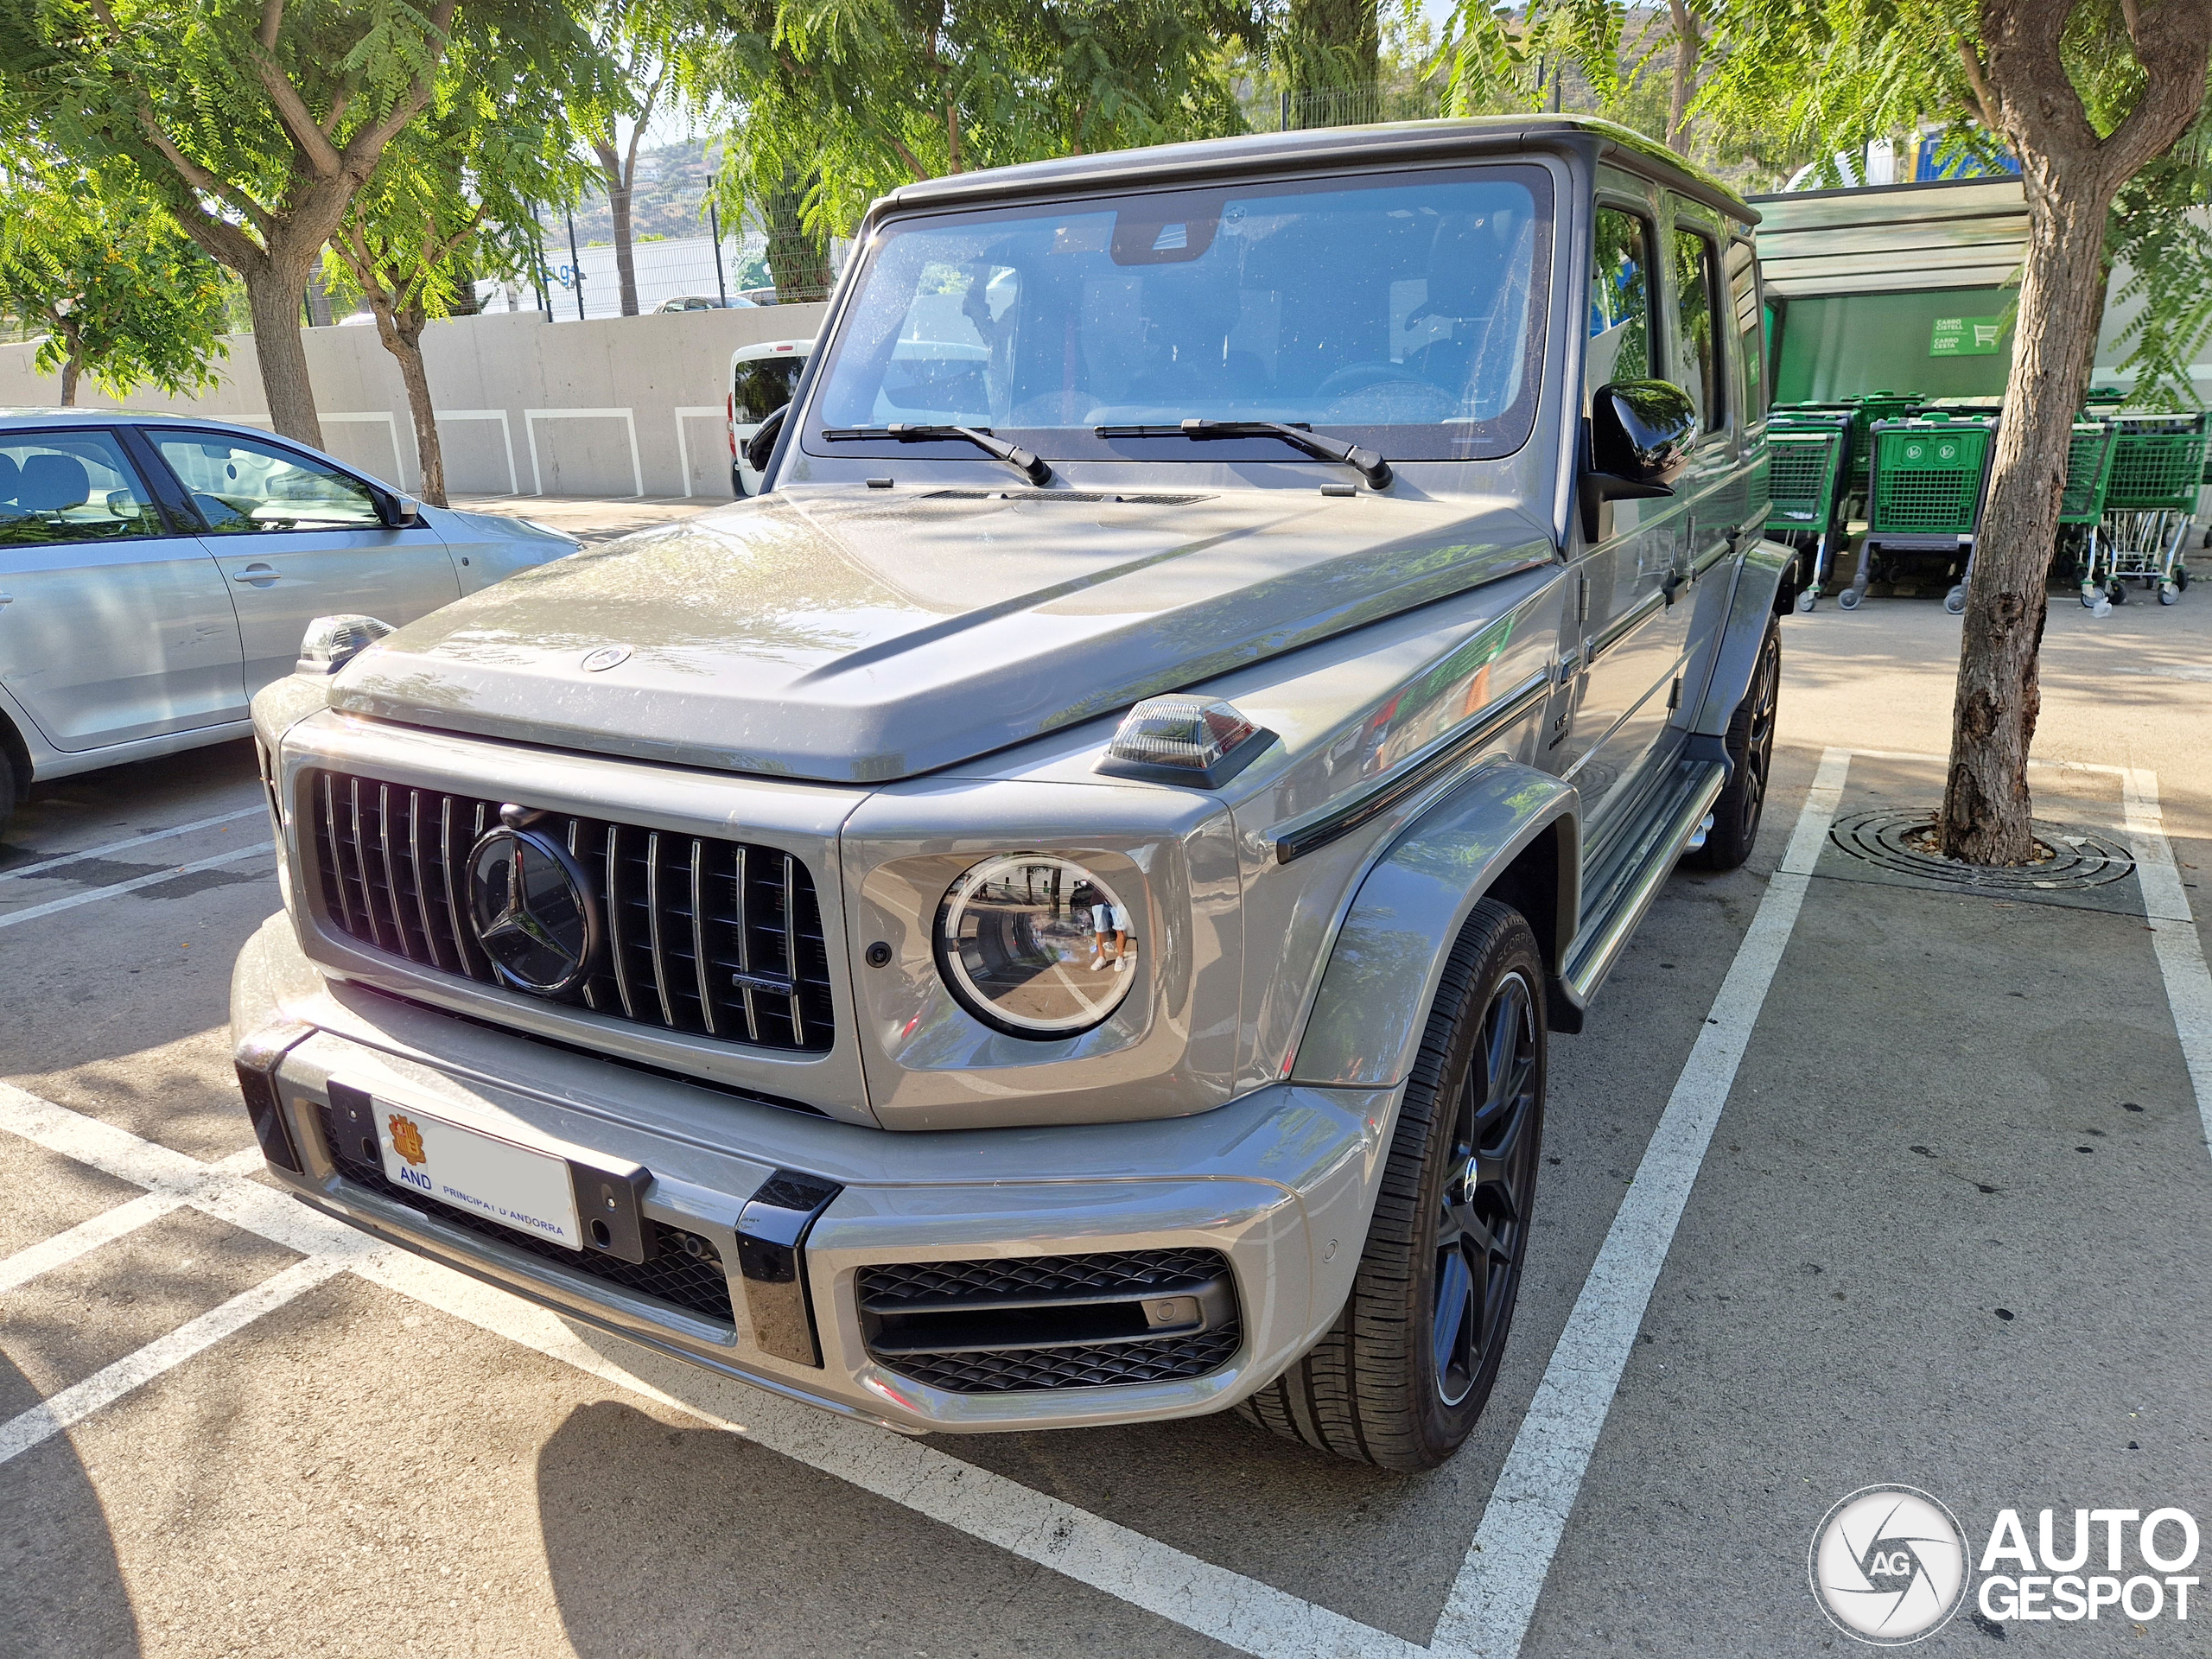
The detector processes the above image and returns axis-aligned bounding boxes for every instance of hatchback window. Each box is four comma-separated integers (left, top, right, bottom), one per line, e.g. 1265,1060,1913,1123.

0,430,166,546
154,433,383,533
734,356,805,425
1589,207,1653,391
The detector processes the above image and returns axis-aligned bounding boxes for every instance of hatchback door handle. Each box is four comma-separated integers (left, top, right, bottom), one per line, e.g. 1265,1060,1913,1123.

232,563,279,586
0,592,12,608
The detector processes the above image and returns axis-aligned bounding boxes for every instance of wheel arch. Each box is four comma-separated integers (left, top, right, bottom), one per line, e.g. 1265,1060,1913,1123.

0,692,34,802
1288,761,1580,1090
1688,535,1793,740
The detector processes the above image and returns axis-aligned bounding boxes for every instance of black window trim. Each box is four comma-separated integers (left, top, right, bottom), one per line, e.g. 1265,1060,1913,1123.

1588,197,1659,397
0,422,193,546
1668,217,1730,432
137,422,406,536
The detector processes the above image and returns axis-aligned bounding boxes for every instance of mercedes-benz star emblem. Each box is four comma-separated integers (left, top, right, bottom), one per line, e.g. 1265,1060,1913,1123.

467,824,601,995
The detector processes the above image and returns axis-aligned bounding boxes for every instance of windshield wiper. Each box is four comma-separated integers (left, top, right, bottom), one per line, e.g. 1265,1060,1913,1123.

820,423,1052,486
1094,419,1392,489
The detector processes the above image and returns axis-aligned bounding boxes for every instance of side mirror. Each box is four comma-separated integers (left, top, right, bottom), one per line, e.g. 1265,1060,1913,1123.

382,492,427,529
743,404,788,475
1581,380,1699,541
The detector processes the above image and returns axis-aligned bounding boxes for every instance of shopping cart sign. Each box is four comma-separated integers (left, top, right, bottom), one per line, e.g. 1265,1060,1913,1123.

1930,315,2005,357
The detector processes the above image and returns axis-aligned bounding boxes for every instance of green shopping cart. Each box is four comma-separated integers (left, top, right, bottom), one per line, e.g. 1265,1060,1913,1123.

2056,417,2118,609
1850,412,1997,613
2090,412,2206,605
1764,411,1853,611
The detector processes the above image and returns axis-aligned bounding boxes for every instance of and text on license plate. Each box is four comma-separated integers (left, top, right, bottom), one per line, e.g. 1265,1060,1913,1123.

375,1103,582,1250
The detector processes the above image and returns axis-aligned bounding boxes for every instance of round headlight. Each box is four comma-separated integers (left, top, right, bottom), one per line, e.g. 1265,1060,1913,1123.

935,855,1138,1038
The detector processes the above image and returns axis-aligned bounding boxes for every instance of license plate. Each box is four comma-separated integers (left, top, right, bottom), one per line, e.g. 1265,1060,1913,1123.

372,1101,582,1251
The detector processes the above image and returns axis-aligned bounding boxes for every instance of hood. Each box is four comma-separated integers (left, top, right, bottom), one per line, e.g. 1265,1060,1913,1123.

331,486,1554,783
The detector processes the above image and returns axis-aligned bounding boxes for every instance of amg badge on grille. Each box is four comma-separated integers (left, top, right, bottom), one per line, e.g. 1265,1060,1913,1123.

467,821,601,995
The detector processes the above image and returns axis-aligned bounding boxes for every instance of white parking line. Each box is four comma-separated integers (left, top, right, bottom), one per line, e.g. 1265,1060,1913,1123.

0,841,271,929
0,1148,263,1294
0,1255,353,1469
0,806,264,883
1426,747,1853,1659
2120,767,2212,1152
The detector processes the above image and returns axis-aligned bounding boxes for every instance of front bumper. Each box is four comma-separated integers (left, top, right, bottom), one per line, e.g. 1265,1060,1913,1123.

232,913,1400,1433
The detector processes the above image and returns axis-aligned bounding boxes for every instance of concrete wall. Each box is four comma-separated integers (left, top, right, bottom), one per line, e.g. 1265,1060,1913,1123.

0,304,827,499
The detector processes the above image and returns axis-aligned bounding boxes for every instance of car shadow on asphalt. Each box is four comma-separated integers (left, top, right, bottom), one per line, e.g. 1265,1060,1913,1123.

0,1354,140,1657
534,1398,1234,1658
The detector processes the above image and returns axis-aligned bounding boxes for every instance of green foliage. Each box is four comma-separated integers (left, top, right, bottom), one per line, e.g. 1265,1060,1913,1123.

0,0,599,270
2106,120,2212,408
0,166,228,400
697,0,1258,240
324,42,595,330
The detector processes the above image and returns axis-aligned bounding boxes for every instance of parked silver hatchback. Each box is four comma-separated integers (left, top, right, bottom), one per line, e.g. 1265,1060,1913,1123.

0,410,577,826
233,116,1794,1471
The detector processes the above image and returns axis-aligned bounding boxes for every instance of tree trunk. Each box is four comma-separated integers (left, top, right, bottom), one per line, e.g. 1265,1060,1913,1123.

595,142,640,317
241,250,327,448
1665,0,1701,155
609,181,639,316
1938,180,2111,862
56,326,82,406
373,303,446,507
1936,0,2211,863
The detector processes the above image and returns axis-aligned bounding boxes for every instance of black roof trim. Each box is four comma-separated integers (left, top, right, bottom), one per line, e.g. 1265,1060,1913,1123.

875,116,1757,228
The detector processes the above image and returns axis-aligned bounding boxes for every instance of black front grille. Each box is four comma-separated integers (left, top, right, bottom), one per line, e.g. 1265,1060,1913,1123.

308,770,834,1053
859,1248,1230,1309
316,1103,735,1325
857,1249,1241,1394
880,1327,1243,1393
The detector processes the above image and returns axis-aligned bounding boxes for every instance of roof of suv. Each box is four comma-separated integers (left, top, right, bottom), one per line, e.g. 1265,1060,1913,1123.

881,114,1756,226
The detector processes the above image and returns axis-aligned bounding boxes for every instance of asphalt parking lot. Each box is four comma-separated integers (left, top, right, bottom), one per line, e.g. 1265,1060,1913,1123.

3,499,2209,1657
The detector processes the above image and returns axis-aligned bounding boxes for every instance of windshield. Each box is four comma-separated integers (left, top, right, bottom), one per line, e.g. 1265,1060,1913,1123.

806,166,1551,466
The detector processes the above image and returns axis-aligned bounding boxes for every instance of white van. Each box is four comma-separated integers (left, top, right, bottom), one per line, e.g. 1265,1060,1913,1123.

728,337,813,495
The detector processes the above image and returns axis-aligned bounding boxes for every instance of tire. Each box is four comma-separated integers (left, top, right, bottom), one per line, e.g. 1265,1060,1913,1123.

1836,587,1863,611
0,753,15,836
1684,615,1779,873
1239,899,1545,1471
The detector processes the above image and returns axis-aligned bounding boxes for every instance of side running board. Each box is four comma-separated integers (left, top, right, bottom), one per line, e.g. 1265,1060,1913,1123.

1556,758,1727,1015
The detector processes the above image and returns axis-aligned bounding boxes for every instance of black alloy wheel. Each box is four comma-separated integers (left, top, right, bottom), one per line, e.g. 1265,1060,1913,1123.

1432,968,1541,1407
1239,899,1547,1470
1687,615,1779,872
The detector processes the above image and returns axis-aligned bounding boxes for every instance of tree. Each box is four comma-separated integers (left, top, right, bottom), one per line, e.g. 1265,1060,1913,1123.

701,0,1252,247
325,59,590,503
1699,0,2212,862
1,0,592,447
0,166,228,404
584,19,671,316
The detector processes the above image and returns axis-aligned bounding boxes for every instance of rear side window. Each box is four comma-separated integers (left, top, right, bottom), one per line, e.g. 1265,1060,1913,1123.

154,432,381,533
1669,226,1725,429
1589,207,1653,392
1726,239,1766,421
0,430,165,546
734,355,805,425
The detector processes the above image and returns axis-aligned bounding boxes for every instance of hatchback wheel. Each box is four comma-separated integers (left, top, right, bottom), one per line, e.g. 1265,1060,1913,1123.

1240,899,1545,1470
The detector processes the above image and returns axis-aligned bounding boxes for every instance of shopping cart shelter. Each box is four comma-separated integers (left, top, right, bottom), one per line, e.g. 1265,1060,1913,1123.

1751,176,2029,404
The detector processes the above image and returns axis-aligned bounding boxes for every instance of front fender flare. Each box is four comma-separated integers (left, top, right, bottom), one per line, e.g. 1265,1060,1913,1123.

1289,762,1578,1090
1689,535,1791,739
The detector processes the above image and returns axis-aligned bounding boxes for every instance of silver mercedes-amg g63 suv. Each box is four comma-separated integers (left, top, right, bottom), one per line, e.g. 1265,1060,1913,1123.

232,115,1789,1471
